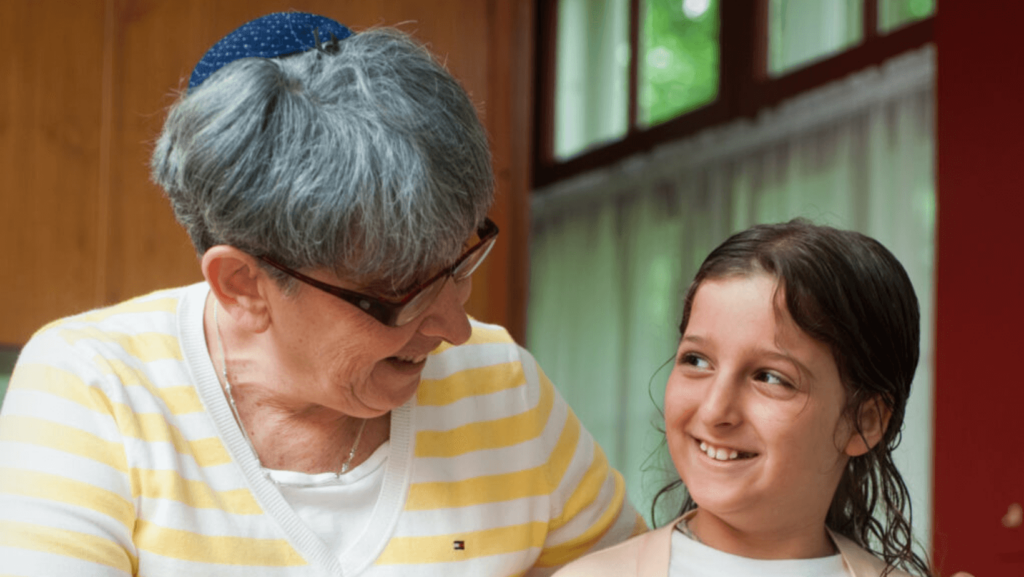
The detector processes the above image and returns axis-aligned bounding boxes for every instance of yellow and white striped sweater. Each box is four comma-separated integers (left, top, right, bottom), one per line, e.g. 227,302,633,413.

0,283,643,576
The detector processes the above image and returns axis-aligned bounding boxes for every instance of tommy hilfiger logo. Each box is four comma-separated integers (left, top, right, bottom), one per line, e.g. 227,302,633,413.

453,540,465,550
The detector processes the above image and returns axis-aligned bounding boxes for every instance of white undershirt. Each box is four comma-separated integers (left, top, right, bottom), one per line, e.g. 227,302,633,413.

265,441,390,562
669,525,848,577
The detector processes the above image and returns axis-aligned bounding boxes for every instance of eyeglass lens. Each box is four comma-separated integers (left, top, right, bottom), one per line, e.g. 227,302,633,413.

393,235,497,326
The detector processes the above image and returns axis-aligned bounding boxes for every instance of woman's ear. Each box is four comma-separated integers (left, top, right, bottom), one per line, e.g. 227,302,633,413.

844,396,892,457
201,246,271,333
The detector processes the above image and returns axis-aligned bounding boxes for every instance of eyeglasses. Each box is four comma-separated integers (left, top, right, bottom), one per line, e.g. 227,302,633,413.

258,217,499,327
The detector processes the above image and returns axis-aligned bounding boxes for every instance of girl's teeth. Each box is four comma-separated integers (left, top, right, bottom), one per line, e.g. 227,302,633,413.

699,440,744,461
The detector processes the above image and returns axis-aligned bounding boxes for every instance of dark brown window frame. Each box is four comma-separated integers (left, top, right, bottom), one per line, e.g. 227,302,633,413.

533,0,935,189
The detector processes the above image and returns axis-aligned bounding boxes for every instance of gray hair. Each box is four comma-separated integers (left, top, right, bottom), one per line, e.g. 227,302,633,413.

151,28,494,292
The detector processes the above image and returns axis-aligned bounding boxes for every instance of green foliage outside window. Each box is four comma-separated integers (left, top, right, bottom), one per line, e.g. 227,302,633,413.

879,0,935,32
640,0,719,126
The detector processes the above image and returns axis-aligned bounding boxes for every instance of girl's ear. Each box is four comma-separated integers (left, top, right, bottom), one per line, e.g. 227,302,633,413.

201,245,272,334
844,396,892,457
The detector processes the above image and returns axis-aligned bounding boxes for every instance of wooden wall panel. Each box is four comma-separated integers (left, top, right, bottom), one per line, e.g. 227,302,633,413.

477,0,534,344
102,0,208,306
0,1,108,344
2,0,532,345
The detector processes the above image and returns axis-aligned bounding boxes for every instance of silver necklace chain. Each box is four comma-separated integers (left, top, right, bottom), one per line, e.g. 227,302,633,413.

213,302,367,478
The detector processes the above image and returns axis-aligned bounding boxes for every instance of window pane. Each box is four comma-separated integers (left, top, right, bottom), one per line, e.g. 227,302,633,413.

878,0,935,33
555,0,631,160
768,0,863,76
639,0,719,127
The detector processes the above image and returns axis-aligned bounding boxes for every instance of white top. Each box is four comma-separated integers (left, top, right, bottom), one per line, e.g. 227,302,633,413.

669,528,848,577
268,441,390,563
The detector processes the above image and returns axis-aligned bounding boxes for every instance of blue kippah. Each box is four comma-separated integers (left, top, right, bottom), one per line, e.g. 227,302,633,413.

188,12,353,91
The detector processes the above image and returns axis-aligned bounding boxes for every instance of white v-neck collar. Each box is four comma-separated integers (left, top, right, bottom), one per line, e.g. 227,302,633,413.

179,282,416,576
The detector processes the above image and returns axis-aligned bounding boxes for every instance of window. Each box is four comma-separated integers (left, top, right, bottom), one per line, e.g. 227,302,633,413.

550,0,721,160
879,0,935,32
535,0,935,187
641,0,719,126
769,0,863,76
554,0,630,159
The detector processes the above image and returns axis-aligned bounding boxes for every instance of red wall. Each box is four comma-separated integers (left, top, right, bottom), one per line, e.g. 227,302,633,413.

934,3,1024,574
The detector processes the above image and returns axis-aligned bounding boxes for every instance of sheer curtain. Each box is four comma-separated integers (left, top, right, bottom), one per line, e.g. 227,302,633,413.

528,46,935,546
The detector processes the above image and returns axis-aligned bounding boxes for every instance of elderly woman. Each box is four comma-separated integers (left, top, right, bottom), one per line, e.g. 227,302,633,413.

0,12,640,576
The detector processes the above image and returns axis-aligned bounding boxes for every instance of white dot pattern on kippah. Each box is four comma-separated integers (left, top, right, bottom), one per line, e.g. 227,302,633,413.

188,12,352,91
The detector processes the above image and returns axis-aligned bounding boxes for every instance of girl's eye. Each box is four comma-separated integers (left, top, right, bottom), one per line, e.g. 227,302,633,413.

680,353,711,369
755,371,792,388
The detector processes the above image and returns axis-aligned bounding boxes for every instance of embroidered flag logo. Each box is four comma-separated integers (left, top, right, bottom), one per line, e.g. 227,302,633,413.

453,540,465,550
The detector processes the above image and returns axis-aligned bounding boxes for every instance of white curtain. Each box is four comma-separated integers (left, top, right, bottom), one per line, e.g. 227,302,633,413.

528,45,935,547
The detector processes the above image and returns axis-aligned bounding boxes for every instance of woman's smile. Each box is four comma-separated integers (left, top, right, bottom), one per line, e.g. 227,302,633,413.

381,350,435,375
383,340,440,371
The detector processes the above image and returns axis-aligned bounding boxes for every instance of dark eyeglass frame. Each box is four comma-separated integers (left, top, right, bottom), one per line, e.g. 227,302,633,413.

258,217,499,327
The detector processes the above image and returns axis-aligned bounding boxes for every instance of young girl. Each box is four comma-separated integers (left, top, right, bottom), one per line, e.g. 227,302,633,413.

555,220,963,577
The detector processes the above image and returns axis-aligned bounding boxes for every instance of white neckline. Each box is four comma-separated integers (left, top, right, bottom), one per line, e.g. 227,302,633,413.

179,282,416,575
265,440,390,487
670,528,847,576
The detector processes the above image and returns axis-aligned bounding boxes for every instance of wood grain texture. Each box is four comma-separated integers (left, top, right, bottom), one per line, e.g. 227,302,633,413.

0,0,108,344
1,0,532,345
476,0,534,344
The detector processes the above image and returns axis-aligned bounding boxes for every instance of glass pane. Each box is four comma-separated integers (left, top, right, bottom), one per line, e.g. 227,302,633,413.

555,0,631,160
878,0,935,33
769,0,863,77
640,0,720,127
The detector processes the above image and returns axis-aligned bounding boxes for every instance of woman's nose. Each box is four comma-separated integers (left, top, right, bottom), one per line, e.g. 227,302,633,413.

417,277,472,345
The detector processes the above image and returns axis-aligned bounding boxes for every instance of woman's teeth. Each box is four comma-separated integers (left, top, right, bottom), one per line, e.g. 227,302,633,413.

394,354,428,363
699,440,751,461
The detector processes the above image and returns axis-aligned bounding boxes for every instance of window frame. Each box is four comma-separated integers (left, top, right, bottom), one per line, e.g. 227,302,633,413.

533,0,935,188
